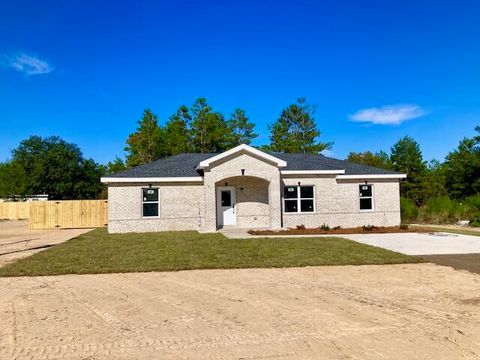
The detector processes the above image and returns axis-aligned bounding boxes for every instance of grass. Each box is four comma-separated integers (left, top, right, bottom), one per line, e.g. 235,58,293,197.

0,228,421,277
410,225,480,237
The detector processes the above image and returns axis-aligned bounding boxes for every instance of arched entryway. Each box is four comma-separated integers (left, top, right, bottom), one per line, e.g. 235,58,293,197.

215,176,270,229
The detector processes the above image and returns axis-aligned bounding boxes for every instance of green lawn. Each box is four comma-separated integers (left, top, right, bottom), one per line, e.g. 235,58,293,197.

0,228,421,277
411,225,480,237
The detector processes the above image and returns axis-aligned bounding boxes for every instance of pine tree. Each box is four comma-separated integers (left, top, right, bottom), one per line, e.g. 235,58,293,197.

190,98,230,153
390,136,427,204
267,98,332,153
125,109,165,166
227,108,257,146
443,126,480,199
164,105,192,155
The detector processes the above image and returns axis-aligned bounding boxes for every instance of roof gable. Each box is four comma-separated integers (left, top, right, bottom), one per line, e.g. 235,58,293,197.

197,144,287,169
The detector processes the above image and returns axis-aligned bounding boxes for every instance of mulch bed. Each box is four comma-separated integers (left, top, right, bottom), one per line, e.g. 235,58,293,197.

248,226,431,236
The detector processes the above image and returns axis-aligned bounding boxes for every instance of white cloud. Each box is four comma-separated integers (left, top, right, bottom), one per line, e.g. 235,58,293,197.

321,149,334,157
349,104,426,125
1,52,54,76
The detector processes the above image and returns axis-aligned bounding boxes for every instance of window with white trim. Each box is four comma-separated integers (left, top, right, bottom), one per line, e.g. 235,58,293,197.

359,184,373,210
284,185,315,213
142,188,159,217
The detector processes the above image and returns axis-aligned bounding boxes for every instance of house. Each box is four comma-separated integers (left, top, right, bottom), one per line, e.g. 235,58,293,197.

0,194,49,202
101,144,406,233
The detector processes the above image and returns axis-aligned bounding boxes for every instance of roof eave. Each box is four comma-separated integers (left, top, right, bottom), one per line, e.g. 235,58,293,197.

101,176,204,184
336,174,407,180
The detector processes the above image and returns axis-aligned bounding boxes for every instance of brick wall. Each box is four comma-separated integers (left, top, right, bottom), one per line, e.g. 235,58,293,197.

281,177,401,228
108,182,204,233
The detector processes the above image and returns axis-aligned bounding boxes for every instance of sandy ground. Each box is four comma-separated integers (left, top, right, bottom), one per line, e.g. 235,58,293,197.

0,220,91,267
1,264,479,359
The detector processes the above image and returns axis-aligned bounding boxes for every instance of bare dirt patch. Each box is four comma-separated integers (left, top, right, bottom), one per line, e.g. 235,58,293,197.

0,264,479,359
0,220,90,267
421,253,480,274
249,225,431,236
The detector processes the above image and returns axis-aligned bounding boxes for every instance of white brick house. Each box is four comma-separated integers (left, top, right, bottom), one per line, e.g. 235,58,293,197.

101,144,406,233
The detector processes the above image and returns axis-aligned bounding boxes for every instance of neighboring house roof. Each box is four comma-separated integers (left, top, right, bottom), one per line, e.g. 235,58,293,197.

103,146,402,181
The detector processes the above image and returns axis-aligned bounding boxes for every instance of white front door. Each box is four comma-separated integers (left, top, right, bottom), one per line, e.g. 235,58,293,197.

216,187,236,227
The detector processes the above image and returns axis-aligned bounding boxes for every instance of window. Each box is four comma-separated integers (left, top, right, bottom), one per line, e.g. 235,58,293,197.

359,184,373,211
142,188,159,217
283,185,315,213
221,190,231,207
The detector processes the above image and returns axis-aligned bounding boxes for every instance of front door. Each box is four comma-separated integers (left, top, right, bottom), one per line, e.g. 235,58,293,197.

216,187,236,227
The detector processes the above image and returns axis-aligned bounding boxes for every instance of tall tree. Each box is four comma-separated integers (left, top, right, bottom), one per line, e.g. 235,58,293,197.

390,136,427,204
125,109,165,166
267,98,332,153
0,161,26,198
190,98,230,153
227,109,257,147
443,126,480,199
418,159,448,200
106,157,126,174
164,105,192,155
347,151,391,169
11,136,103,200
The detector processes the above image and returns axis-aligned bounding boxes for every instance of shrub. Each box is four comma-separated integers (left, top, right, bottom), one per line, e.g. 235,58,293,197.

399,224,409,230
400,196,418,222
418,196,474,224
363,225,376,231
333,226,341,230
470,216,480,227
320,223,330,231
464,194,480,225
464,194,480,211
296,224,305,230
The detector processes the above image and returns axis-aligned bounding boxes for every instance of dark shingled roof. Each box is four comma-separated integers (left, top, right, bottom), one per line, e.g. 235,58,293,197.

107,152,400,178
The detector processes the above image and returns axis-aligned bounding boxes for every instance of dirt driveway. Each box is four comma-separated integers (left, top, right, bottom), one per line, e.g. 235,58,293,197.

0,220,91,267
1,264,479,359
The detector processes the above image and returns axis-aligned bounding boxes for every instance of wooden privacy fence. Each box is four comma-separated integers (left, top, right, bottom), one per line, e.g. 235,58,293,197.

29,200,108,230
0,202,30,220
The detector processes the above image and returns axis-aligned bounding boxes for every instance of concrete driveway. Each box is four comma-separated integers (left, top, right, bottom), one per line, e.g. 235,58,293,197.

343,232,480,255
0,220,91,267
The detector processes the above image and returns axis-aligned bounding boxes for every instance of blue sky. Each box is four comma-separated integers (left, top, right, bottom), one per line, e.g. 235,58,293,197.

1,0,479,164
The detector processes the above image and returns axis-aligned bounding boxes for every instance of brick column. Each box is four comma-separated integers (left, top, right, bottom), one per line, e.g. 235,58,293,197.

202,171,217,232
268,172,282,229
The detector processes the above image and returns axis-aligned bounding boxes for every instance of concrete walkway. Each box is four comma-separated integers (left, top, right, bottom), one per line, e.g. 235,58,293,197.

220,227,480,256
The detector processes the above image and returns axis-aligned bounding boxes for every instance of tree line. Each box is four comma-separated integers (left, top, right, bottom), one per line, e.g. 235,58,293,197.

347,127,480,225
346,128,480,204
0,95,478,224
123,97,331,167
0,98,329,199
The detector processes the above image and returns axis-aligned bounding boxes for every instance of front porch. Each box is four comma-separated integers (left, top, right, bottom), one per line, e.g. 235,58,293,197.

214,176,273,230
